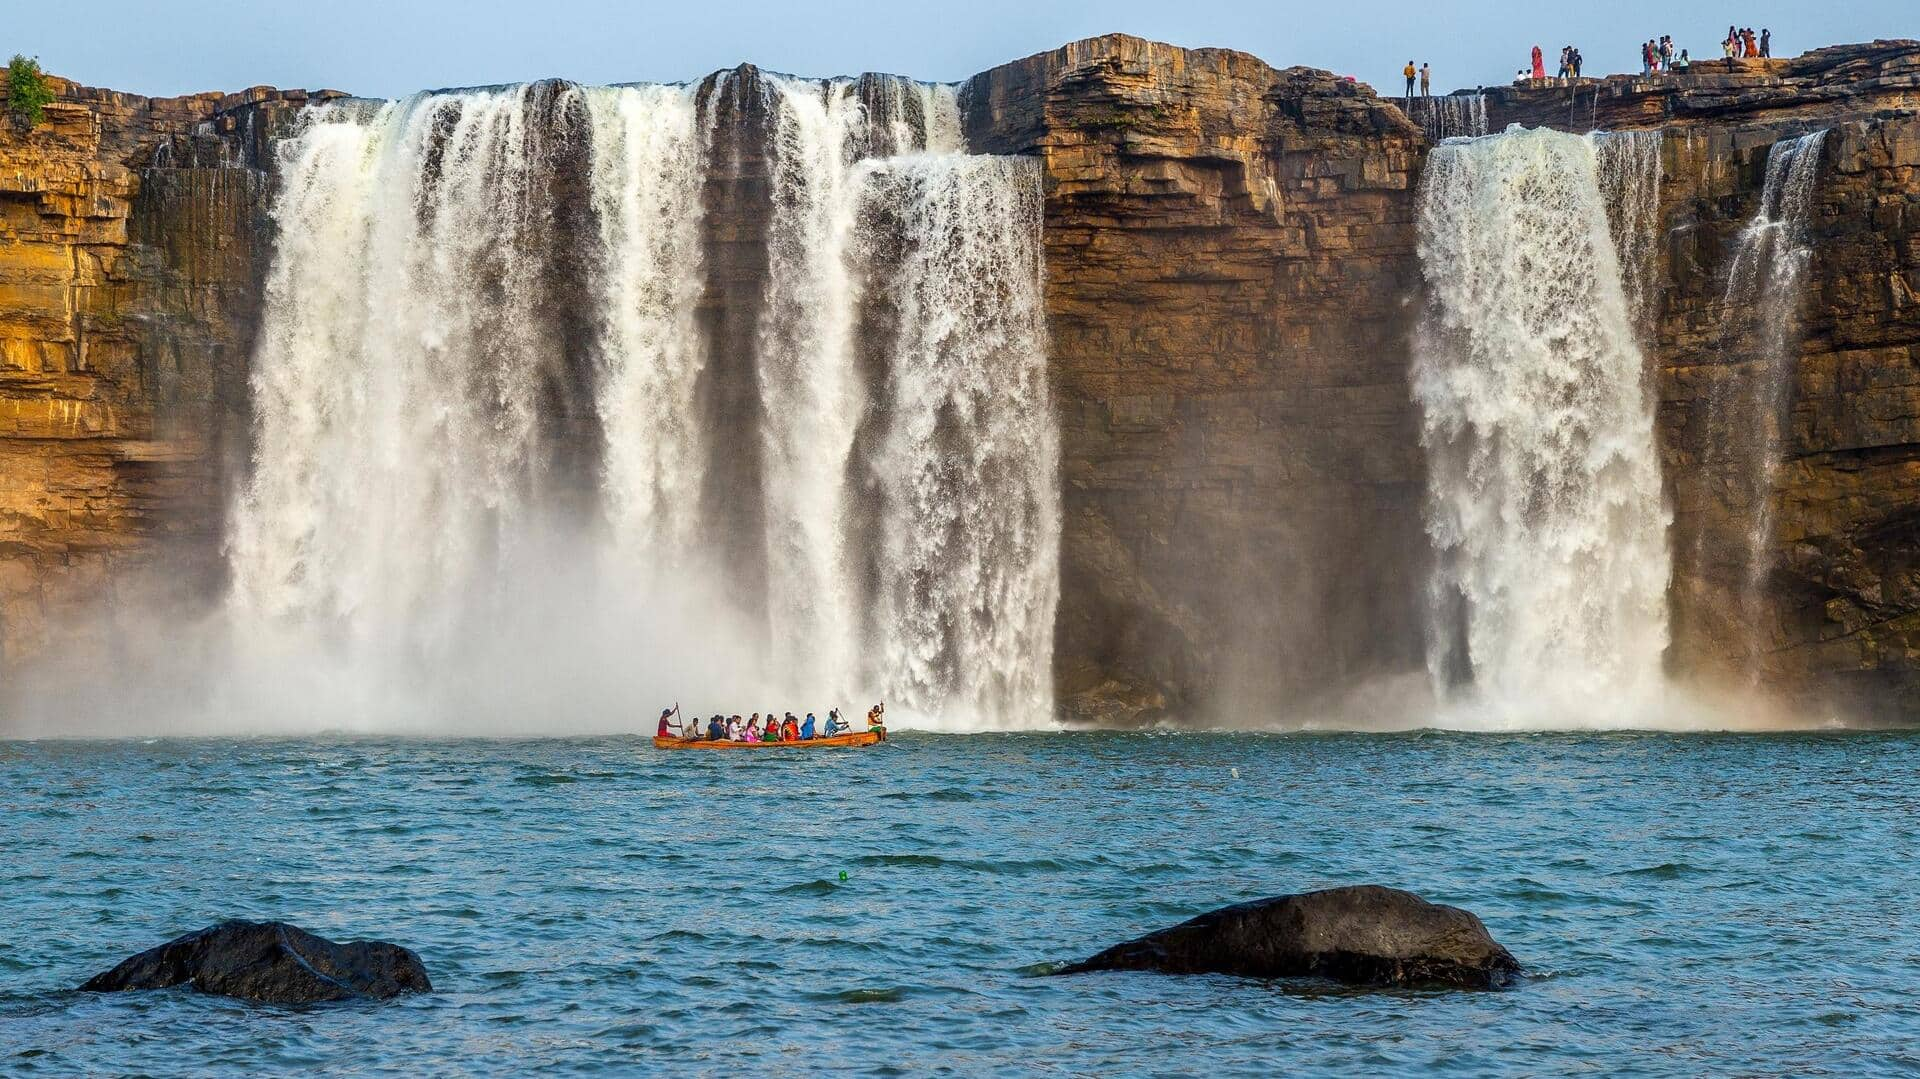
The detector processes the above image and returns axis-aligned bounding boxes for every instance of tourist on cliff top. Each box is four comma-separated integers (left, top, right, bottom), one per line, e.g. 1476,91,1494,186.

1761,29,1771,58
1661,37,1675,71
1674,49,1691,71
1743,28,1758,58
1404,60,1416,100
1557,46,1570,80
1531,45,1545,80
1420,63,1430,98
1571,48,1584,78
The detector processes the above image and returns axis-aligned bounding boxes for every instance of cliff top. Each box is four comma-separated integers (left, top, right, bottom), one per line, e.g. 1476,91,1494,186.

1472,38,1920,133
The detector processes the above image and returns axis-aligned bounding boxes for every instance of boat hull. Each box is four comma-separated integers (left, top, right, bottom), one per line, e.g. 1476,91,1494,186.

652,731,882,751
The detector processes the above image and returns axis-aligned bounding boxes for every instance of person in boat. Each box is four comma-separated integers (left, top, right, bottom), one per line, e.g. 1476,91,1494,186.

867,702,887,742
780,714,798,742
825,709,847,736
801,712,817,740
657,707,682,739
706,714,724,741
743,718,762,742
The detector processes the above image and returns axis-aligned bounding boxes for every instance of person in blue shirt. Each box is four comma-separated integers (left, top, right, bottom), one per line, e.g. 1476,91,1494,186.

825,708,847,736
800,712,817,739
706,715,725,741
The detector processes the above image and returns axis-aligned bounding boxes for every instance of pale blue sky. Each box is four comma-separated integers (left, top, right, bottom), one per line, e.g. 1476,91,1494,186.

14,1,1913,101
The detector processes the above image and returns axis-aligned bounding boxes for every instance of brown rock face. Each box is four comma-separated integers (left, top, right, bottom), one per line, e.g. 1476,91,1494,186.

0,77,326,666
1655,117,1920,718
964,37,1428,723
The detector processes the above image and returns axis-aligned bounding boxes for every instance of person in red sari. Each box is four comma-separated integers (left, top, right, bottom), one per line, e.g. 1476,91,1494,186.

1531,45,1545,81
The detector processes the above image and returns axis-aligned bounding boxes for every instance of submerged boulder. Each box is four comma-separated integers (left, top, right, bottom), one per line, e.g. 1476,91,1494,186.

1060,885,1519,989
80,920,431,1004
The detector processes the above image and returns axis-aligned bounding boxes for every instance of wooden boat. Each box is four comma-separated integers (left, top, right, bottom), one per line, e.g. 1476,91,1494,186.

652,731,883,751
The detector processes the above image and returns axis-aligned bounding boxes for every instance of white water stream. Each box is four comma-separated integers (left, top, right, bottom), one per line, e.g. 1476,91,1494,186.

219,74,1057,733
1414,127,1672,723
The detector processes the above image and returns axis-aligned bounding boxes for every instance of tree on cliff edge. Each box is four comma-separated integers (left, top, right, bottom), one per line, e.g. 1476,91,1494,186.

8,55,53,127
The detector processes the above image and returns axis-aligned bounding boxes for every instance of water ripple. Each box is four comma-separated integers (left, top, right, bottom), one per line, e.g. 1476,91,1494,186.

2,730,1916,1075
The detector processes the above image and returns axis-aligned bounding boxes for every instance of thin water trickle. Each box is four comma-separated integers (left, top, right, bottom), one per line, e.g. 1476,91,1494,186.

1710,130,1829,674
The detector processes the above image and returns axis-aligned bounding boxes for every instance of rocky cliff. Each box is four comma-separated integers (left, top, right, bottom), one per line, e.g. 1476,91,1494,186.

0,78,332,664
3,37,1917,724
962,37,1428,721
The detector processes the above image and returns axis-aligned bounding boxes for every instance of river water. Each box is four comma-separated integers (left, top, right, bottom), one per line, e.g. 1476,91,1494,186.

5,732,1918,1075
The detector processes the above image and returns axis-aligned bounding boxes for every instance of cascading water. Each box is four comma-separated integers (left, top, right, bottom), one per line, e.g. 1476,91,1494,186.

1710,130,1828,669
1419,94,1488,141
753,75,874,701
855,155,1057,727
230,86,571,664
577,84,711,574
1414,127,1672,722
1592,130,1664,332
216,70,1057,732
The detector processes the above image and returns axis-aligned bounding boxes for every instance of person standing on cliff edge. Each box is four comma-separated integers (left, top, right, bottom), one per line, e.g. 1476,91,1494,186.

1531,45,1545,81
1420,63,1431,98
1761,29,1771,58
1404,60,1416,102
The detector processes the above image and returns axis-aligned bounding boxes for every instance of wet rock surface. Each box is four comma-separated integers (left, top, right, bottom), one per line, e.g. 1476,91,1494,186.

1060,885,1520,988
80,920,432,1004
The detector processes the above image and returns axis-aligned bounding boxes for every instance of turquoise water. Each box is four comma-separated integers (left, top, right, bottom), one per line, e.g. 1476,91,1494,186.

4,731,1919,1076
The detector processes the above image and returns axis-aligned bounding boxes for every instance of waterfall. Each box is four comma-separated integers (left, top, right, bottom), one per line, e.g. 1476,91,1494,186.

1592,130,1664,332
855,155,1058,728
1413,128,1672,719
1420,95,1488,141
753,75,983,705
578,84,710,575
220,71,1054,731
753,75,872,699
1711,130,1828,669
230,86,577,664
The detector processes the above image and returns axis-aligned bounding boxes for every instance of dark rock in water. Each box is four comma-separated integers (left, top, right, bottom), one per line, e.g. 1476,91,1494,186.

1059,885,1519,989
79,920,431,1004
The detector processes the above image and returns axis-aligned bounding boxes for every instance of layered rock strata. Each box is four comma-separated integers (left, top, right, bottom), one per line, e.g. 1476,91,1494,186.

964,37,1429,722
0,78,326,664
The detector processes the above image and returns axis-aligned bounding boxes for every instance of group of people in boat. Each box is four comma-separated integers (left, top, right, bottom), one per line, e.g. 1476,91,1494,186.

656,702,888,742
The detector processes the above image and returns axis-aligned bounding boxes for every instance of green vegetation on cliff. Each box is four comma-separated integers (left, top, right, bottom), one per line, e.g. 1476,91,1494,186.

8,54,52,126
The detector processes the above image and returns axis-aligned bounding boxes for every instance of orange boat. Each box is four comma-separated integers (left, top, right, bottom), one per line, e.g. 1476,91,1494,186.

652,731,883,751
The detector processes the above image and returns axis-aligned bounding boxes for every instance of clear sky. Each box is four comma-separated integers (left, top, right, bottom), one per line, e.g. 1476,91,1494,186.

13,0,1914,101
